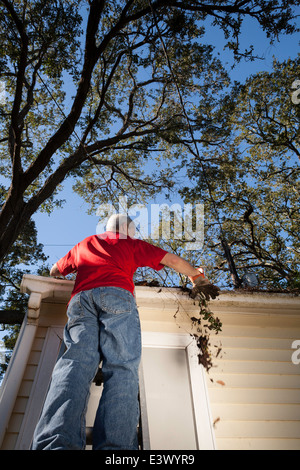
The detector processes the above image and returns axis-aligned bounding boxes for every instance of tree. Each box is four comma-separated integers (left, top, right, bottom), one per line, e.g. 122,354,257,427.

180,56,300,290
0,216,49,379
1,0,300,267
0,217,48,312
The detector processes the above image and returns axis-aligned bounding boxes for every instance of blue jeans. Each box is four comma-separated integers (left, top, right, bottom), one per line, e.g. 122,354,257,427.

32,286,141,450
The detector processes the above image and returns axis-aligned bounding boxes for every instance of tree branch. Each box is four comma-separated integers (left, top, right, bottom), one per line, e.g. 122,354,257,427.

1,0,28,179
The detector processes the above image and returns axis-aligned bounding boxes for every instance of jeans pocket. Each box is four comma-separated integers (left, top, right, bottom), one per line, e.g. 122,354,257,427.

67,293,84,328
101,288,132,315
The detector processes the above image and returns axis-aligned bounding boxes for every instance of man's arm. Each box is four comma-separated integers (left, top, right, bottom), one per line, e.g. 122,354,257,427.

161,252,220,300
160,253,200,278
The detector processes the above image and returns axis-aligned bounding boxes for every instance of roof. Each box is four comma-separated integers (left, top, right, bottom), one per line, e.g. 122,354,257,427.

20,274,300,326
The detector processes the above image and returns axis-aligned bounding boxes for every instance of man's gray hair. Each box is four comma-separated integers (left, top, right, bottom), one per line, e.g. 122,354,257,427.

106,213,134,233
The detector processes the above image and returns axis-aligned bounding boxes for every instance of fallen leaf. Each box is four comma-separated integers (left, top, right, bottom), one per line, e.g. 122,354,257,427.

213,417,220,428
216,380,225,386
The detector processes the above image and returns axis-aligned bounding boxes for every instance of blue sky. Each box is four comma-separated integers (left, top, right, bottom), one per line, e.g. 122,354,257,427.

32,12,300,269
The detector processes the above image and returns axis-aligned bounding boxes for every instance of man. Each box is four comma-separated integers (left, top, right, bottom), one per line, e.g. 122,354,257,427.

32,214,219,450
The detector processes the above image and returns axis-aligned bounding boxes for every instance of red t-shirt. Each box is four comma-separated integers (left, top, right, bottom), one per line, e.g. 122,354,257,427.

56,231,168,299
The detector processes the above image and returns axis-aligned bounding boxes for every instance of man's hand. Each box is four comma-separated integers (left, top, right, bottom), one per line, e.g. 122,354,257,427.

50,263,63,277
160,254,220,301
189,270,220,301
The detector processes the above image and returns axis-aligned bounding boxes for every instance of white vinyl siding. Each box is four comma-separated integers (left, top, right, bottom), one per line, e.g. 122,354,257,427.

207,324,300,450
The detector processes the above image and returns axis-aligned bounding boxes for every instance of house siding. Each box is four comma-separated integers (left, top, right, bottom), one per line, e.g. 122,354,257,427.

207,322,300,450
0,276,299,450
1,327,48,450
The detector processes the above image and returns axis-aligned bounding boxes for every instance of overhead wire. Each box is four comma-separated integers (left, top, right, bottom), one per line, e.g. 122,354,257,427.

23,2,196,254
147,0,241,287
2,2,143,269
24,1,144,239
21,2,180,287
14,1,238,285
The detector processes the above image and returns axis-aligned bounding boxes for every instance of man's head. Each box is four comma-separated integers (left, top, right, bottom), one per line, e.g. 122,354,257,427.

106,213,136,237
